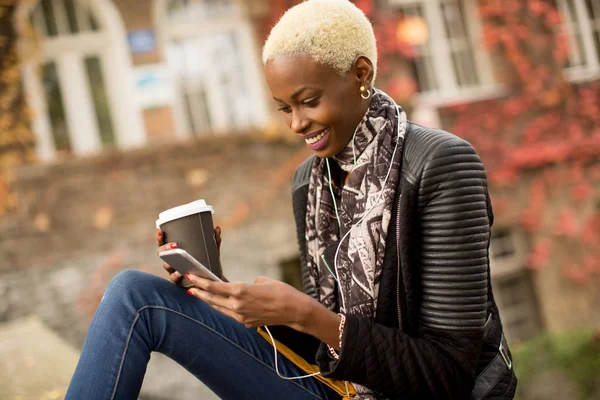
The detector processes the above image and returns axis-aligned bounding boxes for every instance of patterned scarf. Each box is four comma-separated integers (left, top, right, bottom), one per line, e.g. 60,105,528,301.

305,89,407,398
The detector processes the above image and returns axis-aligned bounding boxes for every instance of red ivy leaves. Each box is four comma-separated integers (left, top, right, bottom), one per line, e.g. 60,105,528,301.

354,0,374,15
520,179,545,233
581,213,600,246
554,208,579,237
444,1,600,284
262,1,599,285
528,240,551,270
571,182,593,203
562,264,591,285
562,257,599,286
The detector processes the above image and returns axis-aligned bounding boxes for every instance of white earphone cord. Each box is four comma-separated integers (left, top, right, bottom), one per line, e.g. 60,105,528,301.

265,101,403,399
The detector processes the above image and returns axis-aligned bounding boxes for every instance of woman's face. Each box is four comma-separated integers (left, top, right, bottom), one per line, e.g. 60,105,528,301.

265,55,372,158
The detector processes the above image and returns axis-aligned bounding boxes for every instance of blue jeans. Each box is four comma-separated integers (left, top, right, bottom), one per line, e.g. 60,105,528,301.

66,270,341,400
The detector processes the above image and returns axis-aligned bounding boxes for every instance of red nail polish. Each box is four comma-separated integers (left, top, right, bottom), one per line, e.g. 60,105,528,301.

187,289,194,296
170,243,177,249
216,226,221,230
157,231,162,237
185,274,191,281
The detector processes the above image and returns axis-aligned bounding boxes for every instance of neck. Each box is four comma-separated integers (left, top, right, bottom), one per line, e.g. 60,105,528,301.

333,92,377,171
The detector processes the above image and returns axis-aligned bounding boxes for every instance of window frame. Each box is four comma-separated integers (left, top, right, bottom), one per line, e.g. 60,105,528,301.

489,229,528,279
489,228,543,341
20,0,146,162
388,0,503,107
388,0,600,108
154,0,270,137
556,0,600,83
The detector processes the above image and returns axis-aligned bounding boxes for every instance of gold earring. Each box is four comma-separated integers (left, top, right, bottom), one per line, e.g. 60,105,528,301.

360,85,371,100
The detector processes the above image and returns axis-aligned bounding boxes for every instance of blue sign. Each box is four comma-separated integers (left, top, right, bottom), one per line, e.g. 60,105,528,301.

128,30,157,54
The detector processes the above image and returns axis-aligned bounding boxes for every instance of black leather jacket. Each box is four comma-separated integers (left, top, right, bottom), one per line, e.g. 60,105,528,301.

288,123,517,399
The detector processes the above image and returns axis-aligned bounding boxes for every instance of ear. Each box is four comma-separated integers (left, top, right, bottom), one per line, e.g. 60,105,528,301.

353,56,374,89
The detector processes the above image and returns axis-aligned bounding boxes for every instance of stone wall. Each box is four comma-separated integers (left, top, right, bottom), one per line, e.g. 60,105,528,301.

0,134,311,344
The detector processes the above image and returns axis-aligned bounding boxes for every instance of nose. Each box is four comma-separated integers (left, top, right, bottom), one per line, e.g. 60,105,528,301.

289,110,309,134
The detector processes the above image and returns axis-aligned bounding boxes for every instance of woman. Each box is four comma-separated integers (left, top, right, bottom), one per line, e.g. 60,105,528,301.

66,1,516,399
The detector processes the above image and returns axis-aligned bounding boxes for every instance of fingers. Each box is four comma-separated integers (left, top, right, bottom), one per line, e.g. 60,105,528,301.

187,275,242,297
187,286,236,309
170,271,183,284
160,262,181,283
196,297,256,328
185,276,262,328
162,262,175,274
215,226,222,256
254,276,271,284
215,226,221,245
156,242,178,256
157,232,180,283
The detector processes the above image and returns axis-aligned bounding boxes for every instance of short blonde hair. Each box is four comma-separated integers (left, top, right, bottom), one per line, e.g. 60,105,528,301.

262,0,378,82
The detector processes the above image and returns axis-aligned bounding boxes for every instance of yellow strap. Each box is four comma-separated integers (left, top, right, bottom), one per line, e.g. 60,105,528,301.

256,327,356,399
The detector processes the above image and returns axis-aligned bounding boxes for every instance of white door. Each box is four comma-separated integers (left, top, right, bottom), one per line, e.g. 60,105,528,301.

155,0,269,137
20,0,146,162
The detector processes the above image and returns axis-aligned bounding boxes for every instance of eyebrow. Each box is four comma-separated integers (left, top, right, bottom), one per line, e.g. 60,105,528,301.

273,86,315,102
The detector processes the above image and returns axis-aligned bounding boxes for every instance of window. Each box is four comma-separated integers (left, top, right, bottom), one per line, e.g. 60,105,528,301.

553,0,600,80
492,271,543,342
588,0,600,57
440,0,482,87
31,0,98,37
489,229,528,278
42,62,70,153
166,0,236,20
159,0,269,136
489,228,543,342
398,4,438,92
389,0,497,102
22,0,145,162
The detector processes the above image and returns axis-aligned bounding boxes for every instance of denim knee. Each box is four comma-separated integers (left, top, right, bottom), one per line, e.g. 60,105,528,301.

101,270,159,309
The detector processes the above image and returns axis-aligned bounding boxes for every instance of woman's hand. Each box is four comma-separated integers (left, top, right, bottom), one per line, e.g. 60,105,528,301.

156,226,223,286
185,275,314,330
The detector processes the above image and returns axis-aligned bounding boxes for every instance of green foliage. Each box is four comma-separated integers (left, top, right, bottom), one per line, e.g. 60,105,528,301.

513,330,600,400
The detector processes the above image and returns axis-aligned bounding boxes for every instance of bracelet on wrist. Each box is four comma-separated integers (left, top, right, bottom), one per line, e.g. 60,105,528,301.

337,313,346,348
327,344,340,359
327,313,346,360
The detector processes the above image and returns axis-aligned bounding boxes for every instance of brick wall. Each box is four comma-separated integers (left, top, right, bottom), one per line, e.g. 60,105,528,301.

112,0,161,66
489,170,600,335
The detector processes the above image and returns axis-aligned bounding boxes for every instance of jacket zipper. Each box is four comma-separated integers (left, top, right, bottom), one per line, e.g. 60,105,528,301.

396,194,404,331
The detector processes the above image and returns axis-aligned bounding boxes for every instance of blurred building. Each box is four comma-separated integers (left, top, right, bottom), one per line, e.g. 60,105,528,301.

20,0,272,162
388,0,600,343
1,0,599,398
1,0,599,352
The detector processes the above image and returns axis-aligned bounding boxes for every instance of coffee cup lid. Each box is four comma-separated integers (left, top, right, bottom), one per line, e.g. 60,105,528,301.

155,199,214,228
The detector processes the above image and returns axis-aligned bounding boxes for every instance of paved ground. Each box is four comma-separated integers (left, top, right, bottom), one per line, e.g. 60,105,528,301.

0,315,219,400
0,315,79,400
142,353,219,400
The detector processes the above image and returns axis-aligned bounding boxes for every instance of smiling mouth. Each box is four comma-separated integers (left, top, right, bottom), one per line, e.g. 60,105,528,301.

305,128,330,144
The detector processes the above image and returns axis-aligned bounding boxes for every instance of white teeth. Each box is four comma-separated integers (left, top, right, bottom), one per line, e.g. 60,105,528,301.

305,129,328,144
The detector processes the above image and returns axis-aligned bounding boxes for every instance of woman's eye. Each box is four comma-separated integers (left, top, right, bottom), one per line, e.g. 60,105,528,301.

277,106,292,113
303,97,320,107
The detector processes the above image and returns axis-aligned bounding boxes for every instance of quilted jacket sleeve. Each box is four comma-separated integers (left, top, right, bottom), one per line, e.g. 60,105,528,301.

316,135,489,399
